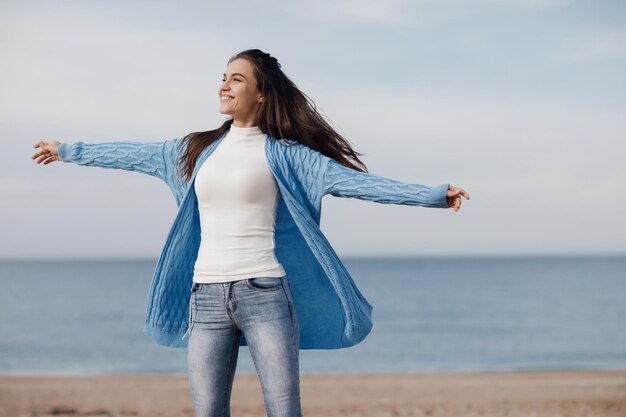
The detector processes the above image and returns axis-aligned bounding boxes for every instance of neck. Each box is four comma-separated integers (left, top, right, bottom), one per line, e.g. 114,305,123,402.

229,124,263,136
232,118,258,128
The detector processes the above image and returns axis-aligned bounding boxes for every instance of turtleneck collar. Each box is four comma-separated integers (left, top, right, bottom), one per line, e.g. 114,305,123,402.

229,124,263,136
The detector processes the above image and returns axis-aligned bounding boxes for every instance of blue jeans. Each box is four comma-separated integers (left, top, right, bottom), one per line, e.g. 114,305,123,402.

186,275,302,417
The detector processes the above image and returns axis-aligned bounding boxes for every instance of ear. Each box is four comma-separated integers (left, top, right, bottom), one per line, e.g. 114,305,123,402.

258,96,264,103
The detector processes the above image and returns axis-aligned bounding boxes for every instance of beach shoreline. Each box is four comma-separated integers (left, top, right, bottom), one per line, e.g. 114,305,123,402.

1,370,625,417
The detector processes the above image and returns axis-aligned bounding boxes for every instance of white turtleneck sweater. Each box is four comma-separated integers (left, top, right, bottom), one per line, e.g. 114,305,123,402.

192,125,287,283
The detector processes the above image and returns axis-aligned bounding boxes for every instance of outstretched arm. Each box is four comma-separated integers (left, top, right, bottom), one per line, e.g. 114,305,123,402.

322,157,451,208
55,140,173,182
33,138,186,204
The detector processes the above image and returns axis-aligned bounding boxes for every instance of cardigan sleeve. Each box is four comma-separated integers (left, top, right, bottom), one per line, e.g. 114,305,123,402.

322,157,450,209
57,139,180,186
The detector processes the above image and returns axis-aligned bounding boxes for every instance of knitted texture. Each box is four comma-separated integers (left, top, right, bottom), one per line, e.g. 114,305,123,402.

324,158,449,207
58,140,168,180
58,133,449,349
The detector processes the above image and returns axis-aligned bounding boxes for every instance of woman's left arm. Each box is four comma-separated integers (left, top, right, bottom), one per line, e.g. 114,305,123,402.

323,157,463,209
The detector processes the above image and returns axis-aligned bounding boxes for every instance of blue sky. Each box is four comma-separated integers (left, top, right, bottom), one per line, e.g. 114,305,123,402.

2,0,625,258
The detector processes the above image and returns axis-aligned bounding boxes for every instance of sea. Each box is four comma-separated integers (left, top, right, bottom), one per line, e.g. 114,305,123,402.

1,255,625,375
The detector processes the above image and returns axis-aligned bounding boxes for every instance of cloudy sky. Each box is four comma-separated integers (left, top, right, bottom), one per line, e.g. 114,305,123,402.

2,0,625,259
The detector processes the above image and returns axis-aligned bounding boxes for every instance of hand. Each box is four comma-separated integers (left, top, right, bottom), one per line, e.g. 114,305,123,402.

32,140,62,165
446,184,470,212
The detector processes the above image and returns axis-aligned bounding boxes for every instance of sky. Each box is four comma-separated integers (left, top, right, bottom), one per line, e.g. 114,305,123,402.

1,0,625,259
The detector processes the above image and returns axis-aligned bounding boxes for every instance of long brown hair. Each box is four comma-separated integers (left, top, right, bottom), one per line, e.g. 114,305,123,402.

177,49,368,182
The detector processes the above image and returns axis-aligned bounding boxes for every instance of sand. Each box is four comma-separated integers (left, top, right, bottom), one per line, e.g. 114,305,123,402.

1,370,625,417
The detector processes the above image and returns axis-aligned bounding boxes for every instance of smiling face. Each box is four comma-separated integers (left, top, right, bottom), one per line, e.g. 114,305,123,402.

218,58,264,127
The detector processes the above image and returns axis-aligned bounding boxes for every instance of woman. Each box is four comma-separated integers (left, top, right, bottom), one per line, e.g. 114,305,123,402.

32,49,470,417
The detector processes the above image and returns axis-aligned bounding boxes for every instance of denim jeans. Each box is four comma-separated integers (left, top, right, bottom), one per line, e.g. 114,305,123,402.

185,275,302,417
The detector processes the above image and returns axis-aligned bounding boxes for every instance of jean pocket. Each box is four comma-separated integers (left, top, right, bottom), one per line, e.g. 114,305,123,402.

245,276,283,291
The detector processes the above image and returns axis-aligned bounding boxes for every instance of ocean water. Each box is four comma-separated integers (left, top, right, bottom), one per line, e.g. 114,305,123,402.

1,255,625,375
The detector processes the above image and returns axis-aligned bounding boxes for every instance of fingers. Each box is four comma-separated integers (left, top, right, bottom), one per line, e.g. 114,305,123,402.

32,141,58,164
32,141,48,160
32,150,49,163
447,196,458,211
42,153,58,165
447,190,466,212
450,197,461,211
448,185,470,201
34,153,51,164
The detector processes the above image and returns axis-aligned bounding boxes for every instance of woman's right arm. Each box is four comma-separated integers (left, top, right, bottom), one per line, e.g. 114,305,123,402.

33,139,182,187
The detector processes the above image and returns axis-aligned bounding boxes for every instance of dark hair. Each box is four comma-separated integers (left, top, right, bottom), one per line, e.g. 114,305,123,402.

177,48,368,182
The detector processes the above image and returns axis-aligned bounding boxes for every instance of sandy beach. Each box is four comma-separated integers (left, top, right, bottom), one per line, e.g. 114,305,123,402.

1,370,624,417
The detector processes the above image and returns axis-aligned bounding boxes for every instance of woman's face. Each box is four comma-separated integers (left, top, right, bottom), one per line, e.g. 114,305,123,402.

218,58,263,125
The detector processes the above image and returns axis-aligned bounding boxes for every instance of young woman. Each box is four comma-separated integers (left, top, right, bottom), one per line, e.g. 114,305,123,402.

32,49,470,417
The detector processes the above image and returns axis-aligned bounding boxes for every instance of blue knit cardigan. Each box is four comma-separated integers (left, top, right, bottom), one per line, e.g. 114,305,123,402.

58,131,449,349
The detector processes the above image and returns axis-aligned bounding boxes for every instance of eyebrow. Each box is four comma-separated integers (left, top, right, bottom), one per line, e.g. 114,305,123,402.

223,72,247,79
